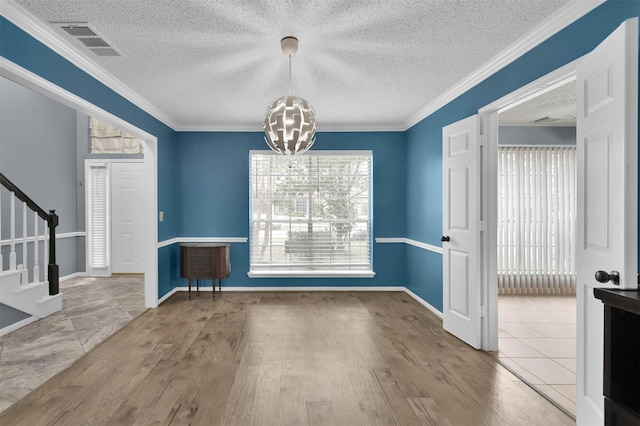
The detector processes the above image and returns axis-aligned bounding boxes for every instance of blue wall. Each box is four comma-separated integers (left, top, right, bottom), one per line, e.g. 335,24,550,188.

171,131,407,289
405,1,640,311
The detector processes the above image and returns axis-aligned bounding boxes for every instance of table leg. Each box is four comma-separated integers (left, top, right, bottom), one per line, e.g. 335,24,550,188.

212,279,216,300
218,278,222,293
196,279,200,295
188,279,192,300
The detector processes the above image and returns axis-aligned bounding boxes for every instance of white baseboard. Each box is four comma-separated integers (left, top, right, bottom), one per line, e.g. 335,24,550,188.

403,288,443,319
0,316,37,337
60,272,87,282
172,286,404,293
163,285,443,319
157,288,179,305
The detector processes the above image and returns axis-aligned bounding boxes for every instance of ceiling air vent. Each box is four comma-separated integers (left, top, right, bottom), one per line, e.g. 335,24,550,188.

52,22,124,58
533,116,562,124
533,115,576,125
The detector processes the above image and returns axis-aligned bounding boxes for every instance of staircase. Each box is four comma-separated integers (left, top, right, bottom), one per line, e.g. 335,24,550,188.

1,172,61,336
0,269,62,319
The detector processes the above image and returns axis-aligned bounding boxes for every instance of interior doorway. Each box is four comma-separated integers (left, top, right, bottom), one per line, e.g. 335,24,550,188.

1,61,160,309
494,80,578,417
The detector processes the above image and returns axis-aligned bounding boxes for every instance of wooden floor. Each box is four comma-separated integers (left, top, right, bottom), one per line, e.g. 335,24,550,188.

1,291,573,426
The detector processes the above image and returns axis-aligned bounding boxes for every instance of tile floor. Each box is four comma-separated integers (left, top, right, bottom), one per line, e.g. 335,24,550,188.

497,294,577,418
0,275,145,413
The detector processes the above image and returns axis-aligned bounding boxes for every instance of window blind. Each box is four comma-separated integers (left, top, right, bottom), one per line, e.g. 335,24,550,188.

497,146,576,294
249,151,372,273
88,164,108,269
90,117,144,154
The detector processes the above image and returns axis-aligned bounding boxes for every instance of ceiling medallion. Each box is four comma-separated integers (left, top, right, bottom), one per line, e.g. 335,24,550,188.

263,36,317,155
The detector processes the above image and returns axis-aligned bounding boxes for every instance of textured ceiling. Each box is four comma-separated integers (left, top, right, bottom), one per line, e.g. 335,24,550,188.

12,0,573,130
500,80,576,126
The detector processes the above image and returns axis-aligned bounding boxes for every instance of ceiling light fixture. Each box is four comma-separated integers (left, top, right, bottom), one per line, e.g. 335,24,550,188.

263,36,317,155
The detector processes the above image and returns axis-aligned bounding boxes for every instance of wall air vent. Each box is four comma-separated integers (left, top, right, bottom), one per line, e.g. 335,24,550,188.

51,22,124,58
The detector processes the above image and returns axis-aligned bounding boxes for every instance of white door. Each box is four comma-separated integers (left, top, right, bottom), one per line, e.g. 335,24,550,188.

111,162,145,274
576,18,638,425
442,115,482,349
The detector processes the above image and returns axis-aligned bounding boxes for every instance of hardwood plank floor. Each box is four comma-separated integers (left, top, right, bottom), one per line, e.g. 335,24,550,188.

0,291,574,426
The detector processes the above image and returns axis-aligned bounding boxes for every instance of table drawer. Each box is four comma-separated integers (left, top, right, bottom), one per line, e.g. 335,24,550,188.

186,248,212,256
189,256,212,264
188,264,215,277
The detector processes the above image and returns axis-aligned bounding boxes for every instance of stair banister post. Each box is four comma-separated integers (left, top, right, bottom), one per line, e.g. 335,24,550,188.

47,210,59,295
33,211,40,282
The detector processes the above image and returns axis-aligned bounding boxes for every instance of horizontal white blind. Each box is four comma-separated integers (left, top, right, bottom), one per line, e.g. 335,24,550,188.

250,151,371,272
497,146,576,295
88,165,108,268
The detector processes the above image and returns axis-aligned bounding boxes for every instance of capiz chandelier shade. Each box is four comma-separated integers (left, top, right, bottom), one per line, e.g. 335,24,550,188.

263,36,317,155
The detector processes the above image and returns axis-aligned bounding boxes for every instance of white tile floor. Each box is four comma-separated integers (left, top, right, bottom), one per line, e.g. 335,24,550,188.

497,295,577,418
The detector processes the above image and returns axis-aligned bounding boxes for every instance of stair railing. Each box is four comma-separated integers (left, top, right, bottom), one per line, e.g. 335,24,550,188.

0,172,59,295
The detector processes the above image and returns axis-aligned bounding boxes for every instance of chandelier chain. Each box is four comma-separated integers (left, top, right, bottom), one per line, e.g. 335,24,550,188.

288,55,292,96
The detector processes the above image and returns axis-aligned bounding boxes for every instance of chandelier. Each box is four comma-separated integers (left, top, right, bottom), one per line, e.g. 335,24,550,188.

263,36,317,155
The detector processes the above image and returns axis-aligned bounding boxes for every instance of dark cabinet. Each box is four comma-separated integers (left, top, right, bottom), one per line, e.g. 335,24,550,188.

593,288,640,425
180,243,230,299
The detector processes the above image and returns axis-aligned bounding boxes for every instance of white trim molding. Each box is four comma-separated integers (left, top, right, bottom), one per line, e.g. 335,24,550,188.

157,237,248,249
403,288,444,319
1,231,85,246
404,0,604,129
158,285,443,319
60,272,87,281
376,237,443,254
157,288,179,305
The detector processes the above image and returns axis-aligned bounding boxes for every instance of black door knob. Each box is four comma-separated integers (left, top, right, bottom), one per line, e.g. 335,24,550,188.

595,270,620,285
441,235,450,242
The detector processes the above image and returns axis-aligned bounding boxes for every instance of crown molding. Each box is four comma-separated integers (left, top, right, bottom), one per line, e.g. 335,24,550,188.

404,0,605,130
0,0,178,130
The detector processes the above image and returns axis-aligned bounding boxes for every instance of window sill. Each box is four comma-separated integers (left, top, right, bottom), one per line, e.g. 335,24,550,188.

247,270,376,278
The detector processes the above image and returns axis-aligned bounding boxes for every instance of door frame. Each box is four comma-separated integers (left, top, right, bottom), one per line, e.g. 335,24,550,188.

86,159,146,276
477,59,580,351
1,58,159,309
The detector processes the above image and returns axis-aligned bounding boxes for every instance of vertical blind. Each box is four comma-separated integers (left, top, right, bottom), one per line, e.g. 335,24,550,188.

497,146,576,294
249,151,372,272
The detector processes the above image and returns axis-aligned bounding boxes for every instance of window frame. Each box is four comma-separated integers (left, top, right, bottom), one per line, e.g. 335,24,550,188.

248,150,375,278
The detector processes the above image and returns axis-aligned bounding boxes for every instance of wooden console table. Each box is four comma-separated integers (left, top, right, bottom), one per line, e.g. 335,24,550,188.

180,243,230,299
593,288,640,425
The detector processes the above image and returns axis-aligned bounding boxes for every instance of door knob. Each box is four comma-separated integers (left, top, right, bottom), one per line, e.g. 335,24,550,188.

595,270,620,285
441,235,450,242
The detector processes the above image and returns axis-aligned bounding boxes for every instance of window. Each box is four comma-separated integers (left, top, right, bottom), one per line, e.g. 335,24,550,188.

90,117,144,154
86,162,110,276
249,151,372,276
497,146,576,294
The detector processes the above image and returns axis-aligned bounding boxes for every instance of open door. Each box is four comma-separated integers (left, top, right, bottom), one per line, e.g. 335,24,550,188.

442,115,482,349
576,18,638,424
